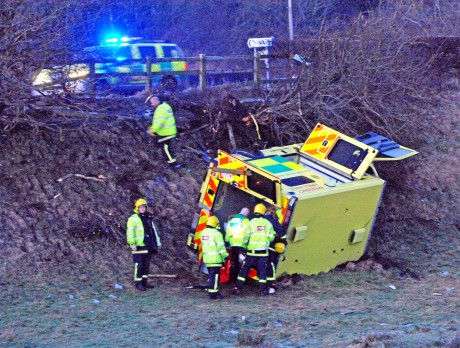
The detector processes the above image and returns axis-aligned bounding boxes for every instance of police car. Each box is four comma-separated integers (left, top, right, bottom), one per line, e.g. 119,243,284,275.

33,37,188,94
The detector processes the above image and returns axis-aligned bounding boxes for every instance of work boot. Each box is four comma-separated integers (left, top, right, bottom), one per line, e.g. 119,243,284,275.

232,287,241,296
142,281,155,289
259,289,268,297
135,283,146,292
209,293,224,300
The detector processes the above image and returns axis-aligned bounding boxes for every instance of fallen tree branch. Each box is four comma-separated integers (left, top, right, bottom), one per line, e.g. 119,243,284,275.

57,173,107,183
148,274,177,278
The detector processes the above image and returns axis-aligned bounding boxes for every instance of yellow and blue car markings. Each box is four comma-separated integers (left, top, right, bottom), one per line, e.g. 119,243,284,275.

248,156,304,175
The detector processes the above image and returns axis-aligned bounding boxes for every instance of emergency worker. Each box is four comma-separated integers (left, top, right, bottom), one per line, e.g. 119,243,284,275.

145,94,180,167
265,206,287,293
232,203,275,296
200,216,228,300
225,207,249,283
126,198,161,291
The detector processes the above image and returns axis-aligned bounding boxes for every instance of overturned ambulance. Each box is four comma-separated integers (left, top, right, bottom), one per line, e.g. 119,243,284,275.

188,123,417,276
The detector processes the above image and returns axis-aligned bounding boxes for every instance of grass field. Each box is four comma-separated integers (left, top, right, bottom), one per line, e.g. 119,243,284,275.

1,267,458,348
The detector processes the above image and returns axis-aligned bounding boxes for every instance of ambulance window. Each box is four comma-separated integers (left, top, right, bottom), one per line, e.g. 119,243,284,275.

282,176,314,187
247,171,276,202
328,139,367,171
138,46,158,59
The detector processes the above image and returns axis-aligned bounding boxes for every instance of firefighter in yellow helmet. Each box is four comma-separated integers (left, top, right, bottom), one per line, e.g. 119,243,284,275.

200,215,228,300
232,203,275,297
225,207,250,283
145,94,180,168
264,205,287,293
126,198,161,291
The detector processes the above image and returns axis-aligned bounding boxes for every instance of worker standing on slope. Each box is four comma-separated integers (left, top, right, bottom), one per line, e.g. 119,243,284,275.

145,94,180,168
126,198,161,291
232,203,275,297
225,207,250,283
200,216,228,300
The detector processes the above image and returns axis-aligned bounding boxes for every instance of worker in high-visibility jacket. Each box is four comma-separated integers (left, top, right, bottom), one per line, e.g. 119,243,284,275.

126,198,161,291
200,216,228,300
145,94,179,167
232,203,275,297
265,206,287,293
225,207,249,283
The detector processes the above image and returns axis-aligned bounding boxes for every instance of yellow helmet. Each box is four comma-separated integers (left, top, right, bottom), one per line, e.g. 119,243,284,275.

207,216,220,228
274,242,285,254
254,203,266,215
134,198,148,212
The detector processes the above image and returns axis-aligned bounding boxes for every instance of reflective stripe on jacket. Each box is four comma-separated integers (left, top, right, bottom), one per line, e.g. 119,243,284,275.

242,216,276,255
126,213,161,247
225,214,249,247
149,102,177,137
265,213,287,251
200,227,229,267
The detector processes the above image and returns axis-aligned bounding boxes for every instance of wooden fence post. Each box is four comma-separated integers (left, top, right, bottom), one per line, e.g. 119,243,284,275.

89,62,96,93
145,57,152,93
199,54,207,90
253,51,261,88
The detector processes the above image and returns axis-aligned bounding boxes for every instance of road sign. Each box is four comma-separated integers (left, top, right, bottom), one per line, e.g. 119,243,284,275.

247,37,275,49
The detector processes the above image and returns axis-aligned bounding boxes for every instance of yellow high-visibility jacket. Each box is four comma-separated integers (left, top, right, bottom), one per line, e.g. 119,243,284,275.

149,102,177,137
242,216,275,256
225,214,249,247
201,227,229,267
126,213,161,247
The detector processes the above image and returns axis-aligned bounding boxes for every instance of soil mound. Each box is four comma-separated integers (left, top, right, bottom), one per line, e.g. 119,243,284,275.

0,111,209,285
0,91,459,287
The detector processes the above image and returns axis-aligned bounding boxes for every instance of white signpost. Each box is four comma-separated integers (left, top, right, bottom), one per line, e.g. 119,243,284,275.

247,37,275,88
247,37,275,49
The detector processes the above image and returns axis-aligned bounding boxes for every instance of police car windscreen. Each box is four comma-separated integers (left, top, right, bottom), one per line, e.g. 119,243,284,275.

247,171,276,202
85,46,131,61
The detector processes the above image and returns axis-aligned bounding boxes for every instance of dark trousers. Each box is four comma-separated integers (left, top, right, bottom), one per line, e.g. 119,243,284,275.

235,254,268,291
229,246,244,283
267,250,279,284
132,249,153,285
207,266,221,297
156,136,177,164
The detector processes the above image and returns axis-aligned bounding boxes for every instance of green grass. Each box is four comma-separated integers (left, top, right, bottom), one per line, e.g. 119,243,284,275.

1,269,458,348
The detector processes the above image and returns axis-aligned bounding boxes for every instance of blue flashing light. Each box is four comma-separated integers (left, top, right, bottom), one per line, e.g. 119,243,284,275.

105,38,119,43
116,57,127,61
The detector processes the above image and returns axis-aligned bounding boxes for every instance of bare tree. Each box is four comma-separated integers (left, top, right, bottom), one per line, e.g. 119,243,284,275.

0,0,107,114
253,0,460,145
